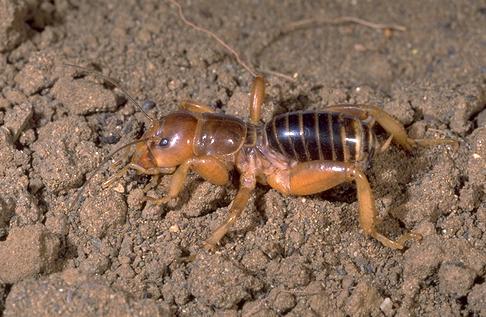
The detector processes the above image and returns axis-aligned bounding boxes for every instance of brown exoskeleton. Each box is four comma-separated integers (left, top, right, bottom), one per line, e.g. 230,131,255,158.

76,67,455,251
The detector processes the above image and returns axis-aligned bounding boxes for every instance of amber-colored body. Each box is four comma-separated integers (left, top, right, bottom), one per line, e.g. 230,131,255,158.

105,76,455,250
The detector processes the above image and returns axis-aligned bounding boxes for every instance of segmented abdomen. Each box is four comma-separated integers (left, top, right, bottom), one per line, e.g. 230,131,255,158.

264,111,376,163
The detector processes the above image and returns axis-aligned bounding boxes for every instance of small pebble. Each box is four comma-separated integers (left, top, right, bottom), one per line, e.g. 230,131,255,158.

169,224,180,233
380,298,394,316
142,99,156,111
113,183,125,193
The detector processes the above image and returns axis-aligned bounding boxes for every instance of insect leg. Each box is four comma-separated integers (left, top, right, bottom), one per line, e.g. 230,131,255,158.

145,156,229,205
179,100,215,113
129,164,176,175
203,173,255,251
267,160,421,249
190,156,229,186
351,166,422,249
103,164,175,189
326,104,457,151
102,164,131,188
249,76,265,124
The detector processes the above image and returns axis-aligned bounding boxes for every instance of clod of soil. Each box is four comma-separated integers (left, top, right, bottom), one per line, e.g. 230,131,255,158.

0,224,59,284
3,269,171,317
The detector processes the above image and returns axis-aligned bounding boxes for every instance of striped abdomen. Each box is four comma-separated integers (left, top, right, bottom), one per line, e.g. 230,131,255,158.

264,111,376,163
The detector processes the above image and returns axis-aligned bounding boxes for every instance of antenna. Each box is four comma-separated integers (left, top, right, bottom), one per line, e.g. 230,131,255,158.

63,63,154,122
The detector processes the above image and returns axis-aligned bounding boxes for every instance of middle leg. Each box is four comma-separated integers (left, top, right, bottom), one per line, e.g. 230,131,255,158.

249,76,265,124
180,100,214,113
203,172,256,251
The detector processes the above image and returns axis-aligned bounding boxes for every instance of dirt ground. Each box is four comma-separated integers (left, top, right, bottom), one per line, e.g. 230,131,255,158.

0,0,485,316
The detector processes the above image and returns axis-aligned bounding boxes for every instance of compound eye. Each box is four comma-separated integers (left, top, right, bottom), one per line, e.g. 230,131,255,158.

158,138,170,147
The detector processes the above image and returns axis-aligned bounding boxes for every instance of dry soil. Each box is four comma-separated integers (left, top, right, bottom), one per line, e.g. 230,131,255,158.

0,0,485,316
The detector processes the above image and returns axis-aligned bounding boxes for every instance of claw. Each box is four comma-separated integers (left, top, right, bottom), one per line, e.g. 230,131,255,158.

144,195,171,205
371,231,422,250
379,135,394,153
202,239,218,252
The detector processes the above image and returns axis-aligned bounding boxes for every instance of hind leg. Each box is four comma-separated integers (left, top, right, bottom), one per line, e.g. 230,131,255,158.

267,160,421,249
326,104,457,151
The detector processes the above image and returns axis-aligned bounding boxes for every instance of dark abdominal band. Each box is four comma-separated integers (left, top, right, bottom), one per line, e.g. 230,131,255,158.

265,111,372,163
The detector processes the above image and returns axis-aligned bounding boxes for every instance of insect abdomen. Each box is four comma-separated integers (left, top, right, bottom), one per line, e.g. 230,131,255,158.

265,111,376,163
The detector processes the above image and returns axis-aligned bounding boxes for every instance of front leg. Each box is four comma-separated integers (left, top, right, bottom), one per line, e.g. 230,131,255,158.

102,163,175,188
146,156,230,205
